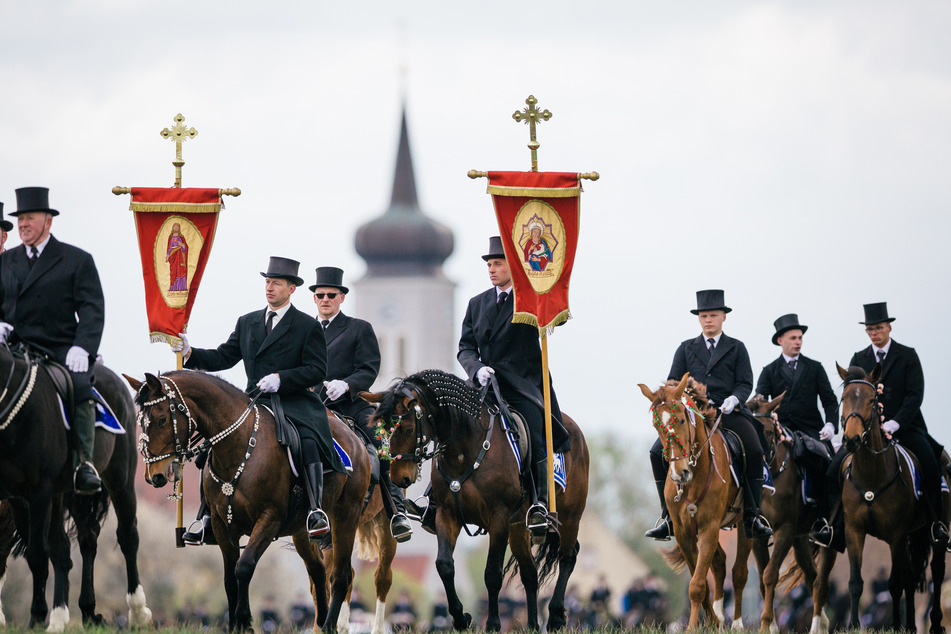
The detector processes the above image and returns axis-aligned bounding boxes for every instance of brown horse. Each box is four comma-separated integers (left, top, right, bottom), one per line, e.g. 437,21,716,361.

747,393,839,633
0,351,151,630
638,373,753,630
362,369,589,632
127,370,393,633
820,364,945,633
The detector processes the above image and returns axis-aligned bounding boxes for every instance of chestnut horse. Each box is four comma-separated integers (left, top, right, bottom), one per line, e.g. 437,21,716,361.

638,374,754,630
362,369,589,632
128,370,395,633
815,364,945,633
0,350,150,630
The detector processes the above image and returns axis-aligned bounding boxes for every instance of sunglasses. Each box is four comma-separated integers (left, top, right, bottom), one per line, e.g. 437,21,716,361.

314,293,339,299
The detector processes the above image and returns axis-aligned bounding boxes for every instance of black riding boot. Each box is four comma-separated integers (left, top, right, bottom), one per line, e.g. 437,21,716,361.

305,462,330,538
645,479,672,541
182,499,217,546
73,399,102,495
527,460,550,535
380,460,413,543
743,477,773,540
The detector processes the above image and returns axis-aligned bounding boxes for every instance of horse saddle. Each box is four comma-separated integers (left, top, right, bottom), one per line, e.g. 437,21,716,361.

38,357,76,420
328,410,379,485
719,428,746,480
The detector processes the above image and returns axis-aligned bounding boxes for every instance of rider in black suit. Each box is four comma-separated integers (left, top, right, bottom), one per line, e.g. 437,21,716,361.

756,314,838,531
0,187,105,495
177,257,345,542
812,302,949,548
646,290,773,541
457,236,570,532
310,266,412,542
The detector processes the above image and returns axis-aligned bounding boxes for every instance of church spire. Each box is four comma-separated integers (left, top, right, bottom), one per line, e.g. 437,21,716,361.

389,107,418,209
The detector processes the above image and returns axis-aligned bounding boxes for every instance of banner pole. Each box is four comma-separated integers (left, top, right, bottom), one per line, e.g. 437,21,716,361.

175,349,185,548
541,332,556,516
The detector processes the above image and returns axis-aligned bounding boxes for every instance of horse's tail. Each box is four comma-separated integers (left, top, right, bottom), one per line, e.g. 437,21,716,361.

355,511,386,562
0,504,25,559
65,489,112,540
777,548,809,591
910,525,932,592
503,530,564,587
662,546,687,574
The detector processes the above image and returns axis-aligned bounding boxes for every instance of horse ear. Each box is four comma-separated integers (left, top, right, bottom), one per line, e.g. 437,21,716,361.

144,372,163,394
673,372,690,399
123,374,143,391
769,391,786,412
637,384,655,402
359,391,385,404
869,363,882,384
836,363,848,380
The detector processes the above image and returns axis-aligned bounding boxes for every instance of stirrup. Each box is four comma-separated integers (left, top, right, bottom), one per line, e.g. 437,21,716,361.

645,516,672,541
809,518,834,548
931,521,950,545
307,509,331,537
526,503,548,531
73,462,102,495
182,519,207,546
390,514,413,543
403,496,427,522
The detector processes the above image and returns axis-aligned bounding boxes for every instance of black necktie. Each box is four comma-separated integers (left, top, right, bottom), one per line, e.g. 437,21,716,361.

28,246,38,269
266,311,276,334
787,359,797,371
707,337,716,354
498,291,509,306
321,319,330,330
876,349,886,364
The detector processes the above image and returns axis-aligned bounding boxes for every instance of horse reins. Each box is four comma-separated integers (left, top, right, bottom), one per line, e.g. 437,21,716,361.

0,346,40,432
841,378,904,503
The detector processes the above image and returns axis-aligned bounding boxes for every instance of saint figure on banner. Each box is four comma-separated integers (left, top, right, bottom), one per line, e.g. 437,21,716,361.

522,221,552,271
166,222,188,292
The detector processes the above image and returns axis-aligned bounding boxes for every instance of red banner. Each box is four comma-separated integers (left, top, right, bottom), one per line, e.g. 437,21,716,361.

128,188,222,344
487,171,582,332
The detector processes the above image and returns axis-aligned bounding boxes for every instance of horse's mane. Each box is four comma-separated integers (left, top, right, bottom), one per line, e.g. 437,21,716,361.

658,376,716,423
842,366,870,383
132,369,249,407
378,369,482,436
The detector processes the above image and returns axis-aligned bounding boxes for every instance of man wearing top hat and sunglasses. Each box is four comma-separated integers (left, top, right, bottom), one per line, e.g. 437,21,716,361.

309,266,413,543
756,314,838,535
646,289,773,541
0,187,106,494
810,302,950,549
174,256,346,543
0,202,12,253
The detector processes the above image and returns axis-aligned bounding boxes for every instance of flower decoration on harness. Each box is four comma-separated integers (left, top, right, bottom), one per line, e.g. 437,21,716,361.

650,396,705,462
373,417,400,461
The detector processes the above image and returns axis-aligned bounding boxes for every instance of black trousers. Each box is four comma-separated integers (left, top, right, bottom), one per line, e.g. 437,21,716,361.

650,411,764,483
503,391,560,465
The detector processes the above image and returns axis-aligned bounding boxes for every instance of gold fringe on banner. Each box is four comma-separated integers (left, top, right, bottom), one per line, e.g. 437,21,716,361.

486,185,581,198
150,332,184,346
512,309,572,335
130,202,222,213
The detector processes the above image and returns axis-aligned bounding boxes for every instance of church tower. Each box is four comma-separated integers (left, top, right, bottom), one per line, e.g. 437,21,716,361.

353,106,456,387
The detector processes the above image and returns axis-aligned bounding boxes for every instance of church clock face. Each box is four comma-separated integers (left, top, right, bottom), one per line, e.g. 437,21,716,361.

380,302,400,324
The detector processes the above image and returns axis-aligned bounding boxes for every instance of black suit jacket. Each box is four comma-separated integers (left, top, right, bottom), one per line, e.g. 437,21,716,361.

0,235,104,363
323,312,380,421
186,303,344,472
756,354,838,438
668,333,753,410
457,287,568,450
850,341,927,434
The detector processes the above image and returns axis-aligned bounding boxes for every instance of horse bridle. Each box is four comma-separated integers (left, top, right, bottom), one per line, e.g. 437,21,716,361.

841,378,889,454
381,385,439,468
651,397,703,467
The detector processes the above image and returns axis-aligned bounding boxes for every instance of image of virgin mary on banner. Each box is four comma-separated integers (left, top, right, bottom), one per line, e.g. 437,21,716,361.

127,187,223,344
487,171,582,332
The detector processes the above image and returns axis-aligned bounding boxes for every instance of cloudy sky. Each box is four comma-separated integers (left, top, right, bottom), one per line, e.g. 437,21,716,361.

1,1,949,443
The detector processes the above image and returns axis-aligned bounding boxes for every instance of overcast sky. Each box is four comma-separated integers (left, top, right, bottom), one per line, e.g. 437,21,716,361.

1,1,949,443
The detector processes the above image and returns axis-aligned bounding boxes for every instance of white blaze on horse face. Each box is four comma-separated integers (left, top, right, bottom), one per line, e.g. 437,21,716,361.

661,411,671,425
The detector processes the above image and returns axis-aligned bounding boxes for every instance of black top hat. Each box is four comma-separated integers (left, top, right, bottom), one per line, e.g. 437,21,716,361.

0,203,10,232
860,302,895,325
12,187,59,217
308,266,349,294
260,256,304,287
481,236,506,261
690,289,732,315
771,313,808,345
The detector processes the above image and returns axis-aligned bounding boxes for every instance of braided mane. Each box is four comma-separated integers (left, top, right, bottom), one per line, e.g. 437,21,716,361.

378,369,482,436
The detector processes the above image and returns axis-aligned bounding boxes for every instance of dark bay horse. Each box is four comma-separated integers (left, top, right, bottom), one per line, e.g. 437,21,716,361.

362,369,589,632
638,374,754,630
0,350,150,630
128,370,391,633
818,364,945,633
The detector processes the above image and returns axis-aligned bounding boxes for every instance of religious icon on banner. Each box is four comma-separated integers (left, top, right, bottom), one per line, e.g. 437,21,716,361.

513,203,567,294
153,216,204,307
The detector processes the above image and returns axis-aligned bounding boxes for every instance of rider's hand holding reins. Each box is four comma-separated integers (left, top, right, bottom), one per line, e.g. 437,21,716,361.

476,366,495,386
66,345,89,373
719,395,739,415
0,322,12,344
883,420,900,435
324,379,348,400
820,422,835,441
257,373,280,393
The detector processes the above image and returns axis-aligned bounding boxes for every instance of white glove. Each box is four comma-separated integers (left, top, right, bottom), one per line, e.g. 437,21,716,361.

170,332,191,358
819,422,835,441
257,373,281,393
883,420,900,435
0,322,12,344
831,435,842,451
324,379,349,401
65,346,89,373
476,366,495,387
719,395,739,415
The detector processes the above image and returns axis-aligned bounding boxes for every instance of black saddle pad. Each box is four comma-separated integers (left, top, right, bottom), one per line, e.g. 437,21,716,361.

721,428,746,477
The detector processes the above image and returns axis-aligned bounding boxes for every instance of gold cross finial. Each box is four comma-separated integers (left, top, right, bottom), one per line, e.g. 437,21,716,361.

512,95,552,172
160,113,198,188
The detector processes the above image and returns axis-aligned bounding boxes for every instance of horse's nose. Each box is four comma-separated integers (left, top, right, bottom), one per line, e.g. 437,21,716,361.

397,475,412,488
150,473,167,488
679,469,693,483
